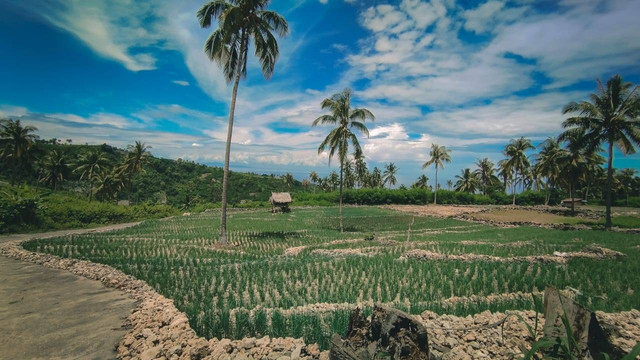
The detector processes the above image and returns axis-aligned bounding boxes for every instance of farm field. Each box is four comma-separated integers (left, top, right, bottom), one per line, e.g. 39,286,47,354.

22,206,640,349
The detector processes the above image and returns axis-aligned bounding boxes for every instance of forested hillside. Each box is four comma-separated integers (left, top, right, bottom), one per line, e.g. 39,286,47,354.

2,140,307,207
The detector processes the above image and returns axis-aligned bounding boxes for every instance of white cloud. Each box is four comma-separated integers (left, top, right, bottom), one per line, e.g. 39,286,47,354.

23,0,161,71
49,112,137,129
172,80,190,86
0,105,29,118
421,91,586,136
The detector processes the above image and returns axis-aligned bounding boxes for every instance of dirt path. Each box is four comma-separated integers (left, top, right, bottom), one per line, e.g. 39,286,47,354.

0,223,140,359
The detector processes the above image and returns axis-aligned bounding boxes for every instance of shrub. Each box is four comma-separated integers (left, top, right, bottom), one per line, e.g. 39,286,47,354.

291,189,550,207
0,183,180,234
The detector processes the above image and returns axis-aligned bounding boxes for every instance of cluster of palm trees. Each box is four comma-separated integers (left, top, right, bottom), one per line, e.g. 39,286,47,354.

0,118,150,202
415,75,640,228
308,159,399,192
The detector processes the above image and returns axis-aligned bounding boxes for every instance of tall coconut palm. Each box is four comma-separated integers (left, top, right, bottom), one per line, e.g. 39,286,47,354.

560,75,640,228
535,138,564,205
0,119,39,184
75,150,111,201
413,174,429,189
383,162,398,188
312,89,374,232
198,0,289,243
422,144,451,205
474,158,499,195
455,168,480,193
504,137,534,205
446,179,453,190
39,150,71,190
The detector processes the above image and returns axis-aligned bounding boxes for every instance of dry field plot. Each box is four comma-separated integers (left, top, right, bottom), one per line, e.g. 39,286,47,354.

23,207,640,349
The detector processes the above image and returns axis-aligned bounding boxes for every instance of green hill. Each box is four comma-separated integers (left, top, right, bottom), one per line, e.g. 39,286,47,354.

3,141,306,208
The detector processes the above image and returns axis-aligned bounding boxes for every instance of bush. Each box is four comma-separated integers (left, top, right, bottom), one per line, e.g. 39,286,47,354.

0,186,41,232
0,183,180,234
291,189,550,207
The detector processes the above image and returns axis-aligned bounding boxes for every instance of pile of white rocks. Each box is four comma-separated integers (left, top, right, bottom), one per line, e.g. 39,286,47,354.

420,309,640,359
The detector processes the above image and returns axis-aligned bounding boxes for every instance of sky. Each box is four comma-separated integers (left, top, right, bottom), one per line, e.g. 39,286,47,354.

1,0,640,187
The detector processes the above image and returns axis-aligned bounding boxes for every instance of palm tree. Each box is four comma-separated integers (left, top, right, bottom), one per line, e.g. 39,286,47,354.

446,179,453,190
422,144,451,205
39,150,71,190
370,167,383,188
558,133,586,215
327,171,339,191
0,119,39,184
455,168,480,193
618,168,637,205
309,171,319,192
560,75,640,228
535,138,564,205
75,150,111,201
504,137,534,205
94,170,125,201
120,141,151,203
198,0,289,244
282,173,294,189
581,151,605,202
474,158,499,195
343,160,356,189
354,151,368,188
413,174,429,189
382,162,398,188
312,89,374,233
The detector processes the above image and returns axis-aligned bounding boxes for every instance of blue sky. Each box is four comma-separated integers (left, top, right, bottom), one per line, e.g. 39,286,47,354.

1,0,639,187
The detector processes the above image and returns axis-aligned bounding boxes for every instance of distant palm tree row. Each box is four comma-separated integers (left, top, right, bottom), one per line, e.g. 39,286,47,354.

308,75,639,230
0,118,150,202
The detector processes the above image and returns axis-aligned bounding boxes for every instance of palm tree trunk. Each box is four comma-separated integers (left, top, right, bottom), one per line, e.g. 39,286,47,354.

219,43,245,245
89,181,93,202
605,140,614,229
339,160,344,233
512,171,517,205
570,182,575,216
433,166,438,205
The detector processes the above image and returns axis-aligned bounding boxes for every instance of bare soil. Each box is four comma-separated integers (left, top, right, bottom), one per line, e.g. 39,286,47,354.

468,208,585,225
385,205,490,218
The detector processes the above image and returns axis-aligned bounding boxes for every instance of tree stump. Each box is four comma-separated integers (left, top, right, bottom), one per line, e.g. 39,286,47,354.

329,305,429,360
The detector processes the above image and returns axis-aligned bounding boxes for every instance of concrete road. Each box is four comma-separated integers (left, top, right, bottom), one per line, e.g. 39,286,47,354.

0,224,140,359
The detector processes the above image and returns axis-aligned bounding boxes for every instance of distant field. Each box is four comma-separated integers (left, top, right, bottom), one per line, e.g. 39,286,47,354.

23,207,640,348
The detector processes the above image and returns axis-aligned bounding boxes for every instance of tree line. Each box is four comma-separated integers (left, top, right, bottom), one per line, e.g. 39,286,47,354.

0,119,151,202
309,75,640,230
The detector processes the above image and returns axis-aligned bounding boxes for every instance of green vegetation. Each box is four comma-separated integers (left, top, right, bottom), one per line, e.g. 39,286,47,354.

23,207,640,349
0,183,178,233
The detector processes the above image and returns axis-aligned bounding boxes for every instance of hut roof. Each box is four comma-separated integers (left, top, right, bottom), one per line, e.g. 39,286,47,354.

270,192,292,204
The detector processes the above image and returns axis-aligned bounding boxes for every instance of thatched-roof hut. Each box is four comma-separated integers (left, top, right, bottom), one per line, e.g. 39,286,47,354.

270,192,292,213
560,198,586,207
